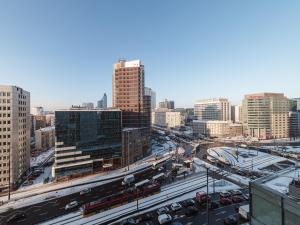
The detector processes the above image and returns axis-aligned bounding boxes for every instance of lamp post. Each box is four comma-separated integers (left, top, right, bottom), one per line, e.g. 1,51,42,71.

206,167,210,225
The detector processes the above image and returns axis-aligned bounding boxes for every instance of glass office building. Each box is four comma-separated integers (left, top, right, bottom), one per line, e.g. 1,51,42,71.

53,109,122,178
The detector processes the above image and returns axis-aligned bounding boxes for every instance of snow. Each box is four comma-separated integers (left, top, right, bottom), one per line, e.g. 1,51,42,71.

264,168,300,194
41,173,240,225
206,147,293,173
0,155,167,212
31,148,54,167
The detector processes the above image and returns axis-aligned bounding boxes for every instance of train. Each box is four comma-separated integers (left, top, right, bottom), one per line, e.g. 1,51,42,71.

81,181,161,216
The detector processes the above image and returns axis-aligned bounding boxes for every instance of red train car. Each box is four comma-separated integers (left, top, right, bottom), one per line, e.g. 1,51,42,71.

82,182,160,216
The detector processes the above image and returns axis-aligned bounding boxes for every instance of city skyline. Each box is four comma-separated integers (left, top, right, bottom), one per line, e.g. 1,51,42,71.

1,1,300,110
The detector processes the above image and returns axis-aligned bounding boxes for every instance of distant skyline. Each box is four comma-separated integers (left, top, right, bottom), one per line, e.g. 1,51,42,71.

1,0,300,110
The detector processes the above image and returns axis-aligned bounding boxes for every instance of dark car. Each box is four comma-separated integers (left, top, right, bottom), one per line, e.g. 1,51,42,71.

185,206,199,217
231,195,244,203
220,197,232,206
210,201,219,209
182,199,195,207
224,215,238,225
140,213,154,221
6,212,26,223
120,218,137,225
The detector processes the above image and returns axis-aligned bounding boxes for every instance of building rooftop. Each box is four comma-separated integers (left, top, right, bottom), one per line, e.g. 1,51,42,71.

253,166,300,202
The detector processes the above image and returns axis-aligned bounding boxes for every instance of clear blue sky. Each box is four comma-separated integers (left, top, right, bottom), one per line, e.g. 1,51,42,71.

1,0,299,110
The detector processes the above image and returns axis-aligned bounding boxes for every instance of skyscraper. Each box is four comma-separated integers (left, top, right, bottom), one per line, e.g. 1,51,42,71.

194,98,230,121
112,59,151,158
97,93,107,109
0,85,30,191
242,93,289,139
112,59,149,128
145,87,156,110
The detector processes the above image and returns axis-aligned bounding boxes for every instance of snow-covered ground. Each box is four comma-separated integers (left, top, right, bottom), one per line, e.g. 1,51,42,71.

262,145,300,154
219,136,300,144
31,148,54,167
19,166,52,191
41,173,240,225
207,147,293,173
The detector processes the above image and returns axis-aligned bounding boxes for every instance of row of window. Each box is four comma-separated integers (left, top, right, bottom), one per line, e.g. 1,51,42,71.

0,106,11,111
0,127,10,131
0,121,11,125
0,99,10,104
0,92,11,97
0,134,10,139
0,113,10,117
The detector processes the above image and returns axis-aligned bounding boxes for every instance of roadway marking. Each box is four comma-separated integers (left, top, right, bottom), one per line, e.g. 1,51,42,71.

216,218,222,221
39,212,48,216
201,212,206,215
16,219,27,223
33,208,42,212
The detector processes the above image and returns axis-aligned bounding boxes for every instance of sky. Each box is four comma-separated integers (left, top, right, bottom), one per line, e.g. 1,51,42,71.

0,0,300,110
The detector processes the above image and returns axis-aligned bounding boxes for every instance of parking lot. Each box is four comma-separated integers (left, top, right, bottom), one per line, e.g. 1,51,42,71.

118,189,249,225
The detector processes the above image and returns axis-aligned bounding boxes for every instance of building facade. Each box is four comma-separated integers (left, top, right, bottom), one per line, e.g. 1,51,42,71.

231,105,242,123
145,87,156,110
0,85,30,190
35,126,55,152
194,98,230,121
97,93,107,109
112,59,151,159
159,99,175,110
242,93,289,139
53,109,122,178
121,127,149,167
288,112,300,138
82,102,94,110
193,120,232,138
31,106,44,116
152,109,183,128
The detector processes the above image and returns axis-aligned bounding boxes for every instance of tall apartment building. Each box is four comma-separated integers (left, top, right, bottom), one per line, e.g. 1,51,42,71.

194,98,230,121
152,109,183,128
112,59,151,160
159,99,175,110
97,93,107,109
242,93,289,139
145,87,156,110
288,112,300,138
53,109,122,178
35,126,55,152
0,85,30,190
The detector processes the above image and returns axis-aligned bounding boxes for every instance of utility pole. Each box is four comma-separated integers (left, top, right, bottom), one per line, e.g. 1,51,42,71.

206,167,209,225
127,131,130,171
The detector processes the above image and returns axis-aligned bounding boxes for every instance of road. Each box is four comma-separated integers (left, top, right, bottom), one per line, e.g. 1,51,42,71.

0,167,159,225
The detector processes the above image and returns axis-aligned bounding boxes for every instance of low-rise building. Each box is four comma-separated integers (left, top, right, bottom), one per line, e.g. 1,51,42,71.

193,120,231,138
35,126,55,152
53,109,122,178
250,167,300,225
152,109,183,128
121,127,149,167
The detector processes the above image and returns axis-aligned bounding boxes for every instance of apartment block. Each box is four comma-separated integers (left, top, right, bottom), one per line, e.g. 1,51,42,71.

194,98,230,121
0,85,30,190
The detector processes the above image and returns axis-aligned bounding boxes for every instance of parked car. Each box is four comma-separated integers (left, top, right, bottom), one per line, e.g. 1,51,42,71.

65,201,78,210
224,215,238,225
120,218,138,225
170,202,182,211
139,212,154,221
220,191,231,198
22,180,33,186
220,197,232,206
232,195,244,203
157,206,170,215
80,188,91,195
6,212,26,223
185,206,199,217
182,199,195,207
158,214,172,224
230,189,243,196
210,201,219,209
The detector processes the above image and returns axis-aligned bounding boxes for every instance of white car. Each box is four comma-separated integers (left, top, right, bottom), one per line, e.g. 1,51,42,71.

80,188,91,195
65,201,78,210
170,202,182,211
157,206,169,215
158,214,172,224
